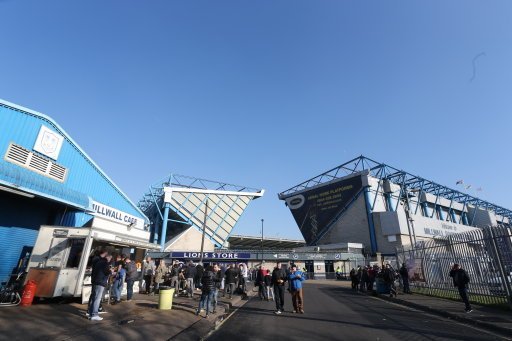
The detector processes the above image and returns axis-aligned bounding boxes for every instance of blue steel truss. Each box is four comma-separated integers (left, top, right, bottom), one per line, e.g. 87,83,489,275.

138,174,261,213
279,155,512,221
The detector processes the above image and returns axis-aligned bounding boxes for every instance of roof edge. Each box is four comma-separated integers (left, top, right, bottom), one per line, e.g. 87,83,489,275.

0,98,148,222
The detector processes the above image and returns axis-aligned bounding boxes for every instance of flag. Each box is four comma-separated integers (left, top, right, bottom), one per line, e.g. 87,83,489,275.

456,180,464,185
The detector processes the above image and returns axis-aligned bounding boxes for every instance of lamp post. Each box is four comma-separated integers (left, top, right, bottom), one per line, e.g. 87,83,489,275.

199,200,208,265
261,219,264,261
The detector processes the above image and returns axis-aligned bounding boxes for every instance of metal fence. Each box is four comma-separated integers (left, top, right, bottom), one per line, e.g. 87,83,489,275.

396,226,512,308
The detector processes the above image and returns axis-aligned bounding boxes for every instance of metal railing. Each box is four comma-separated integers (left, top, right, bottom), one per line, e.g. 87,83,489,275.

396,226,512,309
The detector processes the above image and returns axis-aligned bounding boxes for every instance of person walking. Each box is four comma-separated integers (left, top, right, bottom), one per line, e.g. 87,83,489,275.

196,265,216,318
185,262,197,298
170,263,180,297
271,262,287,315
256,266,268,300
367,265,376,291
195,263,204,290
238,264,248,293
264,269,274,301
356,266,364,291
88,250,112,321
142,256,156,295
449,263,472,313
350,268,358,290
288,265,305,314
112,254,126,304
383,264,397,297
124,256,138,302
335,266,342,280
360,266,369,292
399,263,411,294
212,264,222,313
154,259,168,294
224,264,238,299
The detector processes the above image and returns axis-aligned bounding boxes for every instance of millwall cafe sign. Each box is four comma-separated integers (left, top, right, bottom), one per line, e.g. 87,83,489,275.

91,201,144,229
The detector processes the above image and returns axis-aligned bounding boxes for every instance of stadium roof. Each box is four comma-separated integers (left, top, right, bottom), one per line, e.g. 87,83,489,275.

279,155,512,221
227,235,306,250
139,174,264,248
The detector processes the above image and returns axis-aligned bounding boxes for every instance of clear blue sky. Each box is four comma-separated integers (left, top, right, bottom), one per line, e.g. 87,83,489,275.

1,1,511,240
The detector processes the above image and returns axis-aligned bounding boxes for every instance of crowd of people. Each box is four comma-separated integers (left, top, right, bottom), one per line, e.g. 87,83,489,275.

253,262,306,315
86,249,260,320
84,249,476,322
349,262,473,313
349,263,411,297
87,248,311,321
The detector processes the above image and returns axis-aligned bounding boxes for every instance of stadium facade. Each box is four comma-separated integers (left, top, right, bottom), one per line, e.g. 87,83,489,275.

279,156,511,256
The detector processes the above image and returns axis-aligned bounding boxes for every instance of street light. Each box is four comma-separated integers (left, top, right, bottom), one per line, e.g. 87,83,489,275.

261,219,264,261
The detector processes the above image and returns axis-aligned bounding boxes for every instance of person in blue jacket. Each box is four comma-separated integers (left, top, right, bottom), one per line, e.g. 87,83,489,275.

288,265,305,314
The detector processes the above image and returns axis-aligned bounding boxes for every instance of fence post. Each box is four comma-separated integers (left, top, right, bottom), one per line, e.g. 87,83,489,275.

488,227,512,309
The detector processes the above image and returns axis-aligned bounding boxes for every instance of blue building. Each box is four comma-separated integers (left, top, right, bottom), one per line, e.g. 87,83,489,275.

0,99,148,284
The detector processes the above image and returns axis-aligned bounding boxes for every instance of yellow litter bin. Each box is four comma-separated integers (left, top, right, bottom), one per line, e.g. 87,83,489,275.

158,287,175,310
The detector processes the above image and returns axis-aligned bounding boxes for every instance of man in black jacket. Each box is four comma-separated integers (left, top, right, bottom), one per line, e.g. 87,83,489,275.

88,250,112,321
195,263,204,290
196,265,216,318
212,264,222,313
271,262,287,314
383,264,397,297
399,263,411,294
224,264,238,299
170,263,180,297
185,262,196,298
124,257,138,302
449,263,472,312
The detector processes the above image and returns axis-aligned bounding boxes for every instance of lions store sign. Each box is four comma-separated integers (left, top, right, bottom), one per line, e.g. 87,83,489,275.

171,252,251,260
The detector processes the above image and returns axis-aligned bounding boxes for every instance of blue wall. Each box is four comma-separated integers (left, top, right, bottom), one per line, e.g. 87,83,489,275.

0,100,146,284
0,227,38,285
0,101,145,219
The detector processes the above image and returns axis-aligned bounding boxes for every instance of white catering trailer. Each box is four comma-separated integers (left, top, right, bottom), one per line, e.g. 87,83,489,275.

25,216,159,303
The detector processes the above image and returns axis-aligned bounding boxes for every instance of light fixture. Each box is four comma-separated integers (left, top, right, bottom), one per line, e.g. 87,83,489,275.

0,185,35,198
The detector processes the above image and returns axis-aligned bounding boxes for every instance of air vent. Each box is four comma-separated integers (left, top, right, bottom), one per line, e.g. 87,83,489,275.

4,143,68,182
29,153,50,173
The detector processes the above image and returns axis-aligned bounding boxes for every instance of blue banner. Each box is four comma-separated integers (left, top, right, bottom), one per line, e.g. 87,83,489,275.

170,252,251,260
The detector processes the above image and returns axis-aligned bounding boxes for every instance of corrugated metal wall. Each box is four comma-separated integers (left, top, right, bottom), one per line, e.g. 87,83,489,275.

0,226,38,284
0,100,147,284
0,102,144,219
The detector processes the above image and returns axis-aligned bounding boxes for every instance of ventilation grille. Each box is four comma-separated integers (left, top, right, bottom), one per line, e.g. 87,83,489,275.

4,143,68,182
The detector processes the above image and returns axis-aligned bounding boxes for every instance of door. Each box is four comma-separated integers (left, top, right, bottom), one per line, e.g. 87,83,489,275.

305,261,314,279
325,261,335,279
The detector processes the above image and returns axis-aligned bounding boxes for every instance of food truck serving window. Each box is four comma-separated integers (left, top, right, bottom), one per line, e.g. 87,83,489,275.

66,238,85,268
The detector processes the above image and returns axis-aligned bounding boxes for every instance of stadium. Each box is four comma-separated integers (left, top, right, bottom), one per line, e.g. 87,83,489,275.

279,156,512,257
